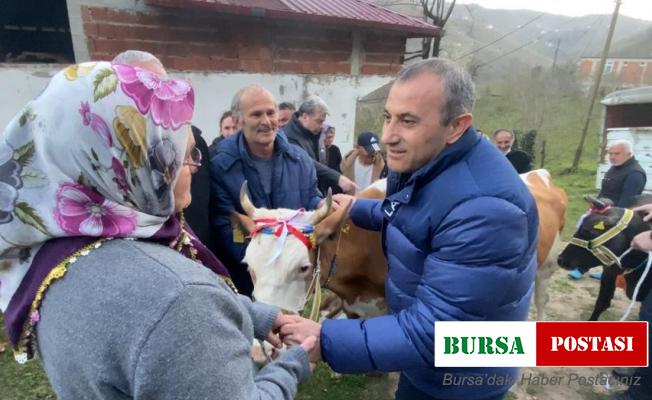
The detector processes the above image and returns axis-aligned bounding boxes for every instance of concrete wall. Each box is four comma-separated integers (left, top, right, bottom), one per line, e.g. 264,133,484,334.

0,63,391,152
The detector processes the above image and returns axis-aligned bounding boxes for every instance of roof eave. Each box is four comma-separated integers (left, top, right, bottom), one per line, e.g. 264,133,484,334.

144,0,441,37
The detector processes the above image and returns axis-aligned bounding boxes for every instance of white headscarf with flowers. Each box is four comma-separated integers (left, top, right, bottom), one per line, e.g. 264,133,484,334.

0,61,194,313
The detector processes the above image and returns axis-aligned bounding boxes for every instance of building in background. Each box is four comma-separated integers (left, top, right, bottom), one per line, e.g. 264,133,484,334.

0,0,439,150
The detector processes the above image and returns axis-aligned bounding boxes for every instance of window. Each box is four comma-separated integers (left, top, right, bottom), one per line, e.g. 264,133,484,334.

1,0,74,63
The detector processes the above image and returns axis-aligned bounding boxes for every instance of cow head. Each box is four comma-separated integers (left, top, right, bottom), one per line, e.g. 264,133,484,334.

558,195,647,271
233,182,350,313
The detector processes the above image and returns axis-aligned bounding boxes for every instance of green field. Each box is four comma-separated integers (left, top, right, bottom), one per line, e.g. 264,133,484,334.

0,81,604,400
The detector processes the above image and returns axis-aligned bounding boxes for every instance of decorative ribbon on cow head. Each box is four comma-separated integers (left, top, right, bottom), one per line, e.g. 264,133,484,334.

569,208,634,268
250,209,315,266
249,209,324,322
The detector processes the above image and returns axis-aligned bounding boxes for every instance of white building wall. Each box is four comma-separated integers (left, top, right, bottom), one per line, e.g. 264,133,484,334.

0,64,391,152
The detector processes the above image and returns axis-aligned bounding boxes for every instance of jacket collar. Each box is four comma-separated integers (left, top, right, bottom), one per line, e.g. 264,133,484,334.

386,127,480,205
614,156,637,170
216,131,299,170
290,112,319,141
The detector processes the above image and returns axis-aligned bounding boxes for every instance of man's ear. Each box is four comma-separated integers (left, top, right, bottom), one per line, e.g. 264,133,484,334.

446,113,474,144
230,212,256,236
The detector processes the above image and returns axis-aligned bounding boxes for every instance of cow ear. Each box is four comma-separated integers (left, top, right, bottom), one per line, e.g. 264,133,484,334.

584,194,608,209
230,211,256,237
314,199,353,245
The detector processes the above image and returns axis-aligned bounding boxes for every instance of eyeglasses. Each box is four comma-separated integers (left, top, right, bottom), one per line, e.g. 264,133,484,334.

183,146,202,168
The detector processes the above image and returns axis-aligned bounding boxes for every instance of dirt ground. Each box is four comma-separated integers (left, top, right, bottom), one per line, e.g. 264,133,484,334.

320,266,643,400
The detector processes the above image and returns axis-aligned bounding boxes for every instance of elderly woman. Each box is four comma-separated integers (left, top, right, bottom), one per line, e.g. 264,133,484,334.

0,61,315,399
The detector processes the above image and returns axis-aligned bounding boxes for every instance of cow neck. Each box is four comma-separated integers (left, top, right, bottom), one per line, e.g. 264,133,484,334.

570,207,647,269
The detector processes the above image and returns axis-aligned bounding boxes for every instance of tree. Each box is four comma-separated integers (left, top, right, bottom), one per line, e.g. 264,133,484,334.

405,0,456,61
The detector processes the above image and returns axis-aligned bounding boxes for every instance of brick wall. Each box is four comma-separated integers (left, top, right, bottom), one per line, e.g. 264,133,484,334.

81,5,405,75
362,33,404,75
619,61,645,85
578,59,595,80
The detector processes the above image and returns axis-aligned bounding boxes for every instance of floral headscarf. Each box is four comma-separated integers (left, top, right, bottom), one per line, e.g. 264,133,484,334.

0,61,230,362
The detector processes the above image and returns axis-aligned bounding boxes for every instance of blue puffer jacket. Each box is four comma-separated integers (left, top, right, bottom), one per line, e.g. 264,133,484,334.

320,128,538,400
209,132,322,265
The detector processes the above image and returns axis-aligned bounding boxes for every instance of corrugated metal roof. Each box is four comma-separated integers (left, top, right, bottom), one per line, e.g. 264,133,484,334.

145,0,440,37
602,86,652,106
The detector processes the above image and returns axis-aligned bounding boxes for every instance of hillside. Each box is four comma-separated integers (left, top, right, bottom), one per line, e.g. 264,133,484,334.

373,1,652,84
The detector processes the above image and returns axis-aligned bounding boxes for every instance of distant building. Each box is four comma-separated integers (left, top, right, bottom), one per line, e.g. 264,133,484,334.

579,57,652,87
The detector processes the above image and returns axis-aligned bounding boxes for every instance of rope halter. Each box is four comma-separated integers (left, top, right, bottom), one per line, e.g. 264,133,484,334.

569,207,634,268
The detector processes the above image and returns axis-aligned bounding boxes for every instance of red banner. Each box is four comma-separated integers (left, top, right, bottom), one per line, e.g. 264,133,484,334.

536,322,648,367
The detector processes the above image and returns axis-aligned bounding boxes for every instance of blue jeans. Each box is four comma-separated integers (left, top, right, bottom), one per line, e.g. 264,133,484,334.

394,375,507,400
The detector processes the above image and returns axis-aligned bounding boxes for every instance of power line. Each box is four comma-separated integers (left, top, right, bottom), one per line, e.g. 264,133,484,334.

579,15,606,57
453,12,545,61
474,14,582,68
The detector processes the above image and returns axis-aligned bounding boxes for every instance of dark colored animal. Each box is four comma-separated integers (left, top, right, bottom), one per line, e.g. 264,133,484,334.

558,196,652,320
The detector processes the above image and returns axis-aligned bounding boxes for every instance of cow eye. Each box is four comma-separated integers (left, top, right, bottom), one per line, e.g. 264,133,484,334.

299,265,311,273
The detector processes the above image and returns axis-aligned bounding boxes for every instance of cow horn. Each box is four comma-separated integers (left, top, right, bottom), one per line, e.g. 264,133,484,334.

240,181,256,217
584,194,607,209
311,188,332,224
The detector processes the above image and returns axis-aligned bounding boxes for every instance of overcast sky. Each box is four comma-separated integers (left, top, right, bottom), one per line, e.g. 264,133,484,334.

455,0,652,21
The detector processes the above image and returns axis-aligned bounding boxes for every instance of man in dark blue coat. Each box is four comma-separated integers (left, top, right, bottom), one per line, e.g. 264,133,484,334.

210,85,322,296
281,59,539,400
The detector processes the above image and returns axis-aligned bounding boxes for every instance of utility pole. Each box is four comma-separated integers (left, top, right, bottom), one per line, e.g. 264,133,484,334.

551,39,561,72
571,0,621,171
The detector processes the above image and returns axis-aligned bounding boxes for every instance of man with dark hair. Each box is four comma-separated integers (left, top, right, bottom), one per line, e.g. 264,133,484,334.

281,95,357,193
281,58,538,400
278,102,295,128
210,86,322,296
208,111,237,157
493,128,532,174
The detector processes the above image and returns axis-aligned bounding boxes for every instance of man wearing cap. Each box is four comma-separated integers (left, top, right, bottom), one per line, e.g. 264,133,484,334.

341,131,386,193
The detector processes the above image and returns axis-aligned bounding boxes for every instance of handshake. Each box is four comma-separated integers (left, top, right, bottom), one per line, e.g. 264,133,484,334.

267,313,323,363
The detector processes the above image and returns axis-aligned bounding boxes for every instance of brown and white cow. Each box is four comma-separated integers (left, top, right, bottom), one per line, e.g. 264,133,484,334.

318,169,568,320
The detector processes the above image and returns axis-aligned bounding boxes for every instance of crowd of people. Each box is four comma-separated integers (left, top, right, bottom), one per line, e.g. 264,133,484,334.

0,49,649,400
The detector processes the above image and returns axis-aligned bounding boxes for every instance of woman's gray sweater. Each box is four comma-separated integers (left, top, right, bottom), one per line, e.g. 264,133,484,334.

36,239,310,399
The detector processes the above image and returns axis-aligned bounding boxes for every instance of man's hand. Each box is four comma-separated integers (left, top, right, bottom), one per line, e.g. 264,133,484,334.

633,204,652,222
299,335,321,364
338,175,358,194
333,194,355,211
280,317,321,343
267,313,299,348
631,230,652,252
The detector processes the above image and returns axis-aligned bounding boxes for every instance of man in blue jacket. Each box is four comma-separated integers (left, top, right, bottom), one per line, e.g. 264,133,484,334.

210,85,322,296
281,59,538,400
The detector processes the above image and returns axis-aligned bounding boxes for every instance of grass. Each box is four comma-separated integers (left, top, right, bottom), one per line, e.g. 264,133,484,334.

552,276,575,294
0,315,54,400
1,80,606,399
